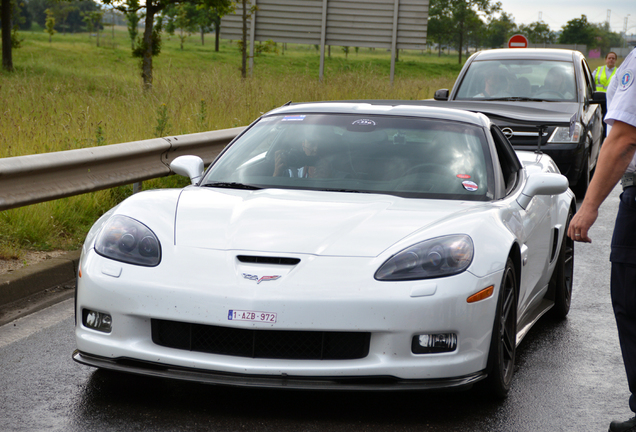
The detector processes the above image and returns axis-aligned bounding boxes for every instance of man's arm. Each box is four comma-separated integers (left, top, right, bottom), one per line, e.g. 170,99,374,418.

568,120,636,242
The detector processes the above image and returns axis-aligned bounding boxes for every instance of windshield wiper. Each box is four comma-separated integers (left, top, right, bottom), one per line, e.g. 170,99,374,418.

483,97,557,102
203,182,262,190
319,188,362,193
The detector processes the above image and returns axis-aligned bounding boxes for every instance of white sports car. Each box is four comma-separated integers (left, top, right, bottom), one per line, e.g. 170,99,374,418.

73,102,575,397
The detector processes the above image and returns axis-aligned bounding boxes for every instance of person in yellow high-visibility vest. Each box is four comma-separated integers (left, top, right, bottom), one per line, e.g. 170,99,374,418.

592,52,618,92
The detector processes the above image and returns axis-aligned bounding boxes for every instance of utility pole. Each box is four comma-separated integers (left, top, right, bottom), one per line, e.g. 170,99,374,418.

538,11,542,22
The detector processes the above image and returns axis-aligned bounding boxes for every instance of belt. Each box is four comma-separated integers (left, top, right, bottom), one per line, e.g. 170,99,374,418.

622,172,636,189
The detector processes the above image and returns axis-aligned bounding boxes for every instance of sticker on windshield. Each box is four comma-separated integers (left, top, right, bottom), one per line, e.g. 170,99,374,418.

282,115,306,122
457,174,471,179
352,119,376,126
619,70,633,91
462,181,478,192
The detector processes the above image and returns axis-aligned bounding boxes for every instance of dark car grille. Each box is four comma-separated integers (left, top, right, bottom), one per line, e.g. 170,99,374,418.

151,319,371,360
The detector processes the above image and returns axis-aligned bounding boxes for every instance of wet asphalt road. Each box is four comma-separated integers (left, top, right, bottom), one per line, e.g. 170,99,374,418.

0,185,631,432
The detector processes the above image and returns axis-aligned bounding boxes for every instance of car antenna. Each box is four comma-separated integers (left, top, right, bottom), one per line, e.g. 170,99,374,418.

535,125,547,154
282,100,292,106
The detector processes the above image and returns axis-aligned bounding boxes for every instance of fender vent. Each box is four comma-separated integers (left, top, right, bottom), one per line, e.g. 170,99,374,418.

237,255,300,265
550,228,560,262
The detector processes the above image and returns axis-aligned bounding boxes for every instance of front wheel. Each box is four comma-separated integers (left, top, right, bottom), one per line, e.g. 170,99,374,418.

484,257,518,398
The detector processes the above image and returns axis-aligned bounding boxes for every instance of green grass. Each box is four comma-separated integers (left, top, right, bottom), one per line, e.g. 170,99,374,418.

0,27,460,258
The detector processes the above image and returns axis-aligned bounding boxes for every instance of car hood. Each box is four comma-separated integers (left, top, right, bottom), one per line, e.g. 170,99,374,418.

175,188,481,257
442,101,577,125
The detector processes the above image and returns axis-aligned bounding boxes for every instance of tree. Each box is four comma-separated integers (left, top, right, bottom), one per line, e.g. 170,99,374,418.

591,22,624,56
201,0,233,52
427,0,454,57
428,0,501,64
103,0,232,89
13,0,32,30
124,0,140,50
559,15,595,47
44,8,56,42
162,2,197,50
191,4,215,46
82,10,103,46
519,21,555,45
484,12,517,48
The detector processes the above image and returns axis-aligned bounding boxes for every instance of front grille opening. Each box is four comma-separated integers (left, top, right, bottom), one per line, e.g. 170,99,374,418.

237,255,301,265
152,319,370,360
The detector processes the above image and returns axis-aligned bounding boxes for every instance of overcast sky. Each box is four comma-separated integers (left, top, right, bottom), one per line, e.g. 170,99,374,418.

496,0,634,34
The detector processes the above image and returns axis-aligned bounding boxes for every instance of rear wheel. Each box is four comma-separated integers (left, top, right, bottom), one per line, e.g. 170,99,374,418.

549,208,575,319
484,258,517,398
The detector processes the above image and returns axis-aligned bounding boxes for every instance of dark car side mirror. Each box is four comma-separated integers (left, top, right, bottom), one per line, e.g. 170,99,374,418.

434,89,449,101
591,91,606,112
591,91,606,102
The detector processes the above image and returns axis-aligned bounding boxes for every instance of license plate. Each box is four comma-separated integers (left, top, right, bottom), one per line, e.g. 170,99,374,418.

228,310,277,323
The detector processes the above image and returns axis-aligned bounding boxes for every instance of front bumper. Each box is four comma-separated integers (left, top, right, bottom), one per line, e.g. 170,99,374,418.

75,248,504,387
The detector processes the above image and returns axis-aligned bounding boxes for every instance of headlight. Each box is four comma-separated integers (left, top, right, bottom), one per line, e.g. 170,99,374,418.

95,215,161,267
548,123,581,143
375,235,473,281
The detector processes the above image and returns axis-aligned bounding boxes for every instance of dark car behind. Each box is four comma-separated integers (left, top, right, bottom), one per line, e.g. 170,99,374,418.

433,48,605,197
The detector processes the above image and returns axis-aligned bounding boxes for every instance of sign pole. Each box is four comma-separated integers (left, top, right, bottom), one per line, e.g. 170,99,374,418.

390,0,399,85
319,0,328,81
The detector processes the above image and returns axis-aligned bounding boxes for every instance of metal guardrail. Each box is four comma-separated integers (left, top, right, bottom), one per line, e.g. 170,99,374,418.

0,127,246,211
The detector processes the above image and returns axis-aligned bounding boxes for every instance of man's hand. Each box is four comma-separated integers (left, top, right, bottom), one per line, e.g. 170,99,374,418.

568,205,598,243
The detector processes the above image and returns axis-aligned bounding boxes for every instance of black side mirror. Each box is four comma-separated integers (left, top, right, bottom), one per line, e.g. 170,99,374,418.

434,89,449,101
591,91,606,104
591,91,606,112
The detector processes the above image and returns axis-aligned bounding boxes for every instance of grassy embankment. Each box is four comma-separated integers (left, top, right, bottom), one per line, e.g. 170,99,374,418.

0,27,462,258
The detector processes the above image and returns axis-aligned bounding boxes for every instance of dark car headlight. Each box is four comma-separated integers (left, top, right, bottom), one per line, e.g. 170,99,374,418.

375,235,473,281
548,122,581,143
95,215,161,267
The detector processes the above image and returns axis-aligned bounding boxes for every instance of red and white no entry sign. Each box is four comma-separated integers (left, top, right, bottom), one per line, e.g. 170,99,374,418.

508,34,528,49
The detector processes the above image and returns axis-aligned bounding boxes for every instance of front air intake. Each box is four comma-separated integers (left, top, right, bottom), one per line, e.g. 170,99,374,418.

152,319,370,360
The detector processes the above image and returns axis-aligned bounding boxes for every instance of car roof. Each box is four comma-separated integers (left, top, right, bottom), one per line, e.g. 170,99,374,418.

266,102,492,129
471,48,578,62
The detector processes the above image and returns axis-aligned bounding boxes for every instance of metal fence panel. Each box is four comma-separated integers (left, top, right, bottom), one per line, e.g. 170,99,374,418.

221,0,428,50
0,127,245,211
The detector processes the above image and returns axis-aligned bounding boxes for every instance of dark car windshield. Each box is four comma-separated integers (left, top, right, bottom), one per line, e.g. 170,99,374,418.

455,59,577,102
202,113,494,201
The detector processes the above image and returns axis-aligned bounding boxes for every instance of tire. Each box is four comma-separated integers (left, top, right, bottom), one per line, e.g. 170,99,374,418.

572,154,590,199
549,208,575,319
484,258,518,398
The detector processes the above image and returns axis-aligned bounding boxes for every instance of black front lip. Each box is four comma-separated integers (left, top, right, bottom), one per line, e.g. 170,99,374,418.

72,350,486,391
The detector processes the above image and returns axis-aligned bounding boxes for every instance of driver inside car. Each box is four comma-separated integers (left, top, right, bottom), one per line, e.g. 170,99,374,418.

273,134,333,178
538,67,574,99
474,70,508,98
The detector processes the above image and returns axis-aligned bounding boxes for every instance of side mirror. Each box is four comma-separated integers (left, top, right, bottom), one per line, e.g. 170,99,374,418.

517,173,569,209
170,155,204,185
591,91,607,107
434,89,449,101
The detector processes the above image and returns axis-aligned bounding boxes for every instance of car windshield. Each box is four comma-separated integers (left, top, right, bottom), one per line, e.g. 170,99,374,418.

202,113,494,201
455,59,577,102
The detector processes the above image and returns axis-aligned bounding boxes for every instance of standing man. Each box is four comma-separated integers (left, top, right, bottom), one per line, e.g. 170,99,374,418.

568,48,636,432
593,52,619,92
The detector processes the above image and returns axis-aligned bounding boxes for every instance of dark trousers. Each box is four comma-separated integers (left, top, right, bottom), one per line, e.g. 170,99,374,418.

610,186,636,412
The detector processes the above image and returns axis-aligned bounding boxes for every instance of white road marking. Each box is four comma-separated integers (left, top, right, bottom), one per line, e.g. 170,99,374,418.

0,298,74,348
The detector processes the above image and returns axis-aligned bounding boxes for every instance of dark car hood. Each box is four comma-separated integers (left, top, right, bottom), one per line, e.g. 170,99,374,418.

441,101,576,125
